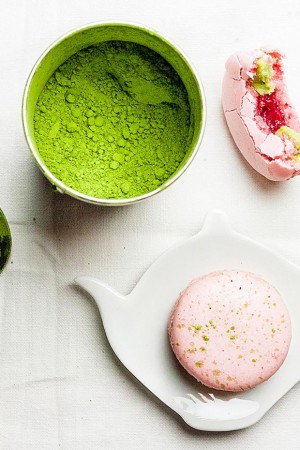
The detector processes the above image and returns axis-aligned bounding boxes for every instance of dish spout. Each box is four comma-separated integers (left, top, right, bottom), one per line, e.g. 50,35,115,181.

75,276,124,315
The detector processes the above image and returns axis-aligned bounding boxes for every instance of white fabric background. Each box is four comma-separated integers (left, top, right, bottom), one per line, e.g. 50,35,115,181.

1,0,300,448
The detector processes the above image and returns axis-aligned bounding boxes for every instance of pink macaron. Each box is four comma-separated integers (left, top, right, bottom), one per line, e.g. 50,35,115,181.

222,48,300,181
169,270,292,392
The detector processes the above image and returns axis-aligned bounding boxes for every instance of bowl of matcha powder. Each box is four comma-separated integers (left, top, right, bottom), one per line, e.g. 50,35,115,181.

22,23,206,205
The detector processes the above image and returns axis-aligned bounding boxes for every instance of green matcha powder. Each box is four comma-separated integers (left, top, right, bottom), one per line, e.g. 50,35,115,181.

34,41,192,199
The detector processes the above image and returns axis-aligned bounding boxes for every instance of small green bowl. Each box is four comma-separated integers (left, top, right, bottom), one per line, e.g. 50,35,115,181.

22,22,206,206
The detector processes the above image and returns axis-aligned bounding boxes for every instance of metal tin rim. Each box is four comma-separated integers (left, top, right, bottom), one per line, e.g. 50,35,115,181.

22,21,207,206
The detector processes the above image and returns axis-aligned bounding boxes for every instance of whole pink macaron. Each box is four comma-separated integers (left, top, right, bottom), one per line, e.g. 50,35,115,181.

169,270,292,392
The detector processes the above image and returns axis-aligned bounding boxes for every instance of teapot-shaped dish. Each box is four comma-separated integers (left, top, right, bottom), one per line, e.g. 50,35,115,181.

76,210,300,432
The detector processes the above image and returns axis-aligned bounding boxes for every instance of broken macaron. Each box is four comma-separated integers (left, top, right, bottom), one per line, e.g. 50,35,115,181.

222,48,300,181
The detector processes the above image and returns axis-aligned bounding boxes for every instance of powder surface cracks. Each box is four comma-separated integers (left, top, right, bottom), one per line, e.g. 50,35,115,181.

34,41,192,199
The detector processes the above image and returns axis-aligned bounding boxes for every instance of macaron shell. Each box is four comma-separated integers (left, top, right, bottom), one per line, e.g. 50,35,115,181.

224,109,296,181
169,270,292,392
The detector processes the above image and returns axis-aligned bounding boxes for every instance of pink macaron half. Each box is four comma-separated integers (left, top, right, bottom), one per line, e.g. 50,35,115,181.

222,48,300,181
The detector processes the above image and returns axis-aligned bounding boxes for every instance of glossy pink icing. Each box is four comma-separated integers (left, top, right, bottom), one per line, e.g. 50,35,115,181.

169,270,291,392
222,49,300,181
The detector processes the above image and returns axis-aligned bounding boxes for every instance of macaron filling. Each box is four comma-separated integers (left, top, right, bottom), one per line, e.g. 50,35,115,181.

252,57,275,96
251,51,300,162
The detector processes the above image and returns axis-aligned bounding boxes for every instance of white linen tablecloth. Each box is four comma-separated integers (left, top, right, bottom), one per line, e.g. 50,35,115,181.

1,0,300,448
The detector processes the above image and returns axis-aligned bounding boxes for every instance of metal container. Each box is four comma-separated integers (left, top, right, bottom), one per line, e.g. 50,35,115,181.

22,22,206,206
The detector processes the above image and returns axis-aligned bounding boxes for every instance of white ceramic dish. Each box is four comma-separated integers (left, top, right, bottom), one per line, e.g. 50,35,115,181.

76,210,300,432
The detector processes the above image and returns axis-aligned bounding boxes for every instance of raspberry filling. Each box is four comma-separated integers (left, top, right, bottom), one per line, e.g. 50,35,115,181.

256,92,287,134
248,51,300,165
